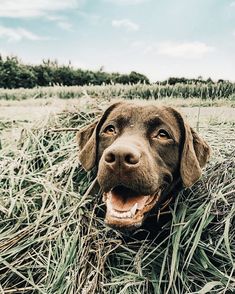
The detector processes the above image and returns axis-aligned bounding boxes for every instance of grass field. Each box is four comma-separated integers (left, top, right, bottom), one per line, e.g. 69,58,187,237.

0,85,234,293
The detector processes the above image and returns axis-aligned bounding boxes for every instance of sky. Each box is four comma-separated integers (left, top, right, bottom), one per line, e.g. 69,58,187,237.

0,0,235,82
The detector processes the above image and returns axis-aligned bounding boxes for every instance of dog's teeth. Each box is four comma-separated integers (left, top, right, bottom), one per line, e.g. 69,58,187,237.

126,211,132,218
108,208,133,219
130,203,138,216
106,200,112,211
107,202,139,219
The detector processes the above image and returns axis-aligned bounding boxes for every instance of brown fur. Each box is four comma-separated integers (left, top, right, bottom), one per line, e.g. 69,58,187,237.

77,101,211,230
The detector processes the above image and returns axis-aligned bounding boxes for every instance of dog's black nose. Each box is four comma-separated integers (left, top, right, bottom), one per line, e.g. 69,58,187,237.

104,145,141,169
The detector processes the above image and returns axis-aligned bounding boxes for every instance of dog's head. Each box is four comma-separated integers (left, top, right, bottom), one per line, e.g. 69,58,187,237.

77,101,211,230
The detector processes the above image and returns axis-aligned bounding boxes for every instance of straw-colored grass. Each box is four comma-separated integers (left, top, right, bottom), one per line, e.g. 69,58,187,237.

0,100,234,293
0,83,235,102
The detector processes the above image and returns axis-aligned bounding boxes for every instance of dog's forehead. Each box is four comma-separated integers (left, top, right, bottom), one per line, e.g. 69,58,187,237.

107,103,159,119
107,103,179,127
103,103,182,141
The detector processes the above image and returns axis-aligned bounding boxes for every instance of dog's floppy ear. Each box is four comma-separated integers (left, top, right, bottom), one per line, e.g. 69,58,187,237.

77,120,98,171
77,102,124,171
180,123,211,187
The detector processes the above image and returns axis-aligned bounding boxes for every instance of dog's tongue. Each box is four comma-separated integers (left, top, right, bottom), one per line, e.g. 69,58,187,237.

109,186,149,212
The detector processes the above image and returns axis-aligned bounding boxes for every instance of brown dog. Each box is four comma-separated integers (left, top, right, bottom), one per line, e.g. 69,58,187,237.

77,101,211,230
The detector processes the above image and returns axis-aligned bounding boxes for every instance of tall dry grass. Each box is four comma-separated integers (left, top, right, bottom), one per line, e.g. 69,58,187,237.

0,101,234,293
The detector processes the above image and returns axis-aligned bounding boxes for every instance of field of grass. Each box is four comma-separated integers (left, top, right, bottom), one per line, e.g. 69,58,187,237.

0,83,235,102
0,85,234,293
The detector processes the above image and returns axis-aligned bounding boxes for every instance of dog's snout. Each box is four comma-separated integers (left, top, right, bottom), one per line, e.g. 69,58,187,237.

104,145,141,169
125,152,140,165
104,151,116,163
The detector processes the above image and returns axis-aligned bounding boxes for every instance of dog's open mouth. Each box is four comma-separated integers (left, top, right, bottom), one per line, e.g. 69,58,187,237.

103,185,161,229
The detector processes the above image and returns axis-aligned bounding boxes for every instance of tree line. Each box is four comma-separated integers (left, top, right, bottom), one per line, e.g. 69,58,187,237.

161,76,228,85
0,56,150,89
0,55,231,89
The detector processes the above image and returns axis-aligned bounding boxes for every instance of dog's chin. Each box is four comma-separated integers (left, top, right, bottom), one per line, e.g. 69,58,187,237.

102,185,161,230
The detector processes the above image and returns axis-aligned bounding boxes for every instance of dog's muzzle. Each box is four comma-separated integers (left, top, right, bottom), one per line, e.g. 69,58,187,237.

102,185,161,230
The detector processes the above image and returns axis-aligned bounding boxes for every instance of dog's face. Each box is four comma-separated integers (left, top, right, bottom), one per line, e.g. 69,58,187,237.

77,102,211,230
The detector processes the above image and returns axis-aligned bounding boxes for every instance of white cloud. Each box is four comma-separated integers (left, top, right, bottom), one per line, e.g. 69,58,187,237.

230,2,235,7
46,15,65,22
0,25,47,42
131,40,145,48
131,40,215,59
0,0,78,18
57,21,73,31
105,0,148,5
112,19,139,31
155,41,215,58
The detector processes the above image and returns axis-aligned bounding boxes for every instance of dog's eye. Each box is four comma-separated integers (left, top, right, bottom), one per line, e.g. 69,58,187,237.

103,125,116,136
155,130,170,140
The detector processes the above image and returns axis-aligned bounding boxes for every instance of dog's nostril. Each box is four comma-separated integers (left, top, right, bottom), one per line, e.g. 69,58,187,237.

163,174,173,185
125,153,140,165
105,152,116,163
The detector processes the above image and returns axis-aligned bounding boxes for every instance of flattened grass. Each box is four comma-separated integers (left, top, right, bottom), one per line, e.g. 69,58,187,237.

0,106,234,293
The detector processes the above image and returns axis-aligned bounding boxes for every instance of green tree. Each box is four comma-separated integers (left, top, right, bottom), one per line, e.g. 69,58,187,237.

0,55,151,88
129,71,149,84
